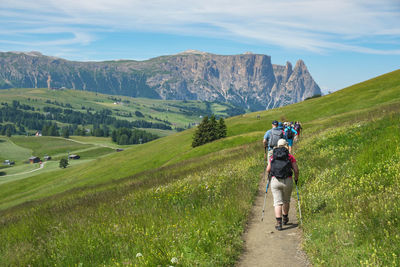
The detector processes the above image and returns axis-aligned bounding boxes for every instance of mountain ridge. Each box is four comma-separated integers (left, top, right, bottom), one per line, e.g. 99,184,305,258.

0,51,321,111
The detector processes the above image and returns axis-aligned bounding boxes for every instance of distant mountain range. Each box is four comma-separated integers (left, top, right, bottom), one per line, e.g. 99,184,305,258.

0,50,321,111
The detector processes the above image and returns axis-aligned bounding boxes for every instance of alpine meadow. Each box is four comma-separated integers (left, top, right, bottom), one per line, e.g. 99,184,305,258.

1,69,400,266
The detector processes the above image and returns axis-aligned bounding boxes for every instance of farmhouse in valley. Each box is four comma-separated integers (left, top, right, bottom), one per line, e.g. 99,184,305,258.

29,156,40,163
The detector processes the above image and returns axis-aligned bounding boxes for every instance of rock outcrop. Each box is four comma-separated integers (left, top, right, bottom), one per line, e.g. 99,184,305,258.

0,51,321,111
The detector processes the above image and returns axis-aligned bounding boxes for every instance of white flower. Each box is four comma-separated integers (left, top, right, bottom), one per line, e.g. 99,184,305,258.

136,253,143,258
171,257,178,263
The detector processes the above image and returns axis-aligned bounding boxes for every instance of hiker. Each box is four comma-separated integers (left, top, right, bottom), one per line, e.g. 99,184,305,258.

263,120,284,159
284,124,297,154
294,121,302,139
266,139,299,231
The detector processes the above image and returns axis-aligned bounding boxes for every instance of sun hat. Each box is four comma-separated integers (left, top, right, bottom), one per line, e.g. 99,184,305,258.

277,139,289,149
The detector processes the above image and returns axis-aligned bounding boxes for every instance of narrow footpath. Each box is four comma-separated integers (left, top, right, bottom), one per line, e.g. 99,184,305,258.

237,175,309,267
2,162,45,177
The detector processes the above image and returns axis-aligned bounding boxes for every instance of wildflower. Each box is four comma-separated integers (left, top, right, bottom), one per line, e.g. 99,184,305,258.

136,253,143,258
171,257,178,263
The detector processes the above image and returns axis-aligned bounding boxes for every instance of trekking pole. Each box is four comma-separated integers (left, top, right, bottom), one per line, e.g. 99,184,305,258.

261,174,271,221
263,147,267,182
295,180,303,225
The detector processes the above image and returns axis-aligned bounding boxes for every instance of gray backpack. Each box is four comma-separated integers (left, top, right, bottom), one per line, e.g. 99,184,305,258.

268,128,283,148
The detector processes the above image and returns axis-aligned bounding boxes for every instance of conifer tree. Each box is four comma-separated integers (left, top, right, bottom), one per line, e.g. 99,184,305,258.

59,158,69,168
208,115,218,142
192,115,227,147
217,117,227,138
61,127,70,138
192,116,209,147
5,127,12,137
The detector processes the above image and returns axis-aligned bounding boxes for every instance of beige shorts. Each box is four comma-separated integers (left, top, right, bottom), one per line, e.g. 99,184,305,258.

271,177,293,206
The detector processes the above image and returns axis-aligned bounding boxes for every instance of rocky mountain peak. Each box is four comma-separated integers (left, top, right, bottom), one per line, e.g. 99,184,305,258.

0,51,321,111
294,59,306,69
178,49,210,55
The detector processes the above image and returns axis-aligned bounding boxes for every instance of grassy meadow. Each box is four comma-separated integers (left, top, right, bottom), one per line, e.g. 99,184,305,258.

0,88,242,133
0,136,119,187
0,69,399,266
10,136,92,158
297,112,400,266
0,137,32,163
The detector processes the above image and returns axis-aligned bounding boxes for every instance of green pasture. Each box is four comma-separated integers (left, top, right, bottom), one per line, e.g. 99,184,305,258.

0,137,32,163
297,112,400,266
77,147,115,159
0,162,39,176
68,136,121,149
0,144,260,266
0,161,57,185
10,136,92,158
137,128,176,137
0,88,239,130
0,69,399,266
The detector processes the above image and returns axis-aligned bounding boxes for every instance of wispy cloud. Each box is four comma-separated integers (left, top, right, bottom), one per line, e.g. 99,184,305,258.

1,0,399,54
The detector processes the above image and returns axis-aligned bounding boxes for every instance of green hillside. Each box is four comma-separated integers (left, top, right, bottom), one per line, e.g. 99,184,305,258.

0,69,399,266
0,88,245,136
0,136,120,185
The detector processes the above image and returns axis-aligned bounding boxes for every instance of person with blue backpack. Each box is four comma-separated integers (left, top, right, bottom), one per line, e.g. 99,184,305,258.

263,120,284,159
284,123,297,154
266,139,299,231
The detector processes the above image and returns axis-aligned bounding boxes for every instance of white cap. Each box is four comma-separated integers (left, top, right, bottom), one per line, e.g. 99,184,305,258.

277,139,288,148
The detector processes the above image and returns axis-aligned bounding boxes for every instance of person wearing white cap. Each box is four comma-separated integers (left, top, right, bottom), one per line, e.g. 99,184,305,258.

266,139,299,231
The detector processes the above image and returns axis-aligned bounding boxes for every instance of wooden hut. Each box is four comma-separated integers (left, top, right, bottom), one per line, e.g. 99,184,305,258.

68,154,80,160
29,156,40,164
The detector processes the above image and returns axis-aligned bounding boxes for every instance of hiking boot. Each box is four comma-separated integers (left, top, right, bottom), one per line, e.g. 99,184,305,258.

283,215,289,225
275,222,283,231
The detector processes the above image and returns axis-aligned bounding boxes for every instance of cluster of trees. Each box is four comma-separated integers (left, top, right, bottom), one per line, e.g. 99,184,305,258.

40,124,111,138
111,128,158,145
0,124,16,137
44,100,72,108
192,115,227,147
0,102,172,136
41,123,60,136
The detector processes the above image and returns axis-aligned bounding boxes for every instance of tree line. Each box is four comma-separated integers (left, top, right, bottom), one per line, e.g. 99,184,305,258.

0,102,171,135
192,115,227,147
111,128,159,145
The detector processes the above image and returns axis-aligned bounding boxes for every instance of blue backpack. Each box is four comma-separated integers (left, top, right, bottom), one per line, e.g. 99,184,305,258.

286,127,294,139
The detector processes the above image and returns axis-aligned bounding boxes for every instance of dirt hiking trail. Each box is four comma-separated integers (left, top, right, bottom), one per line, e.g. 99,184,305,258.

237,175,310,267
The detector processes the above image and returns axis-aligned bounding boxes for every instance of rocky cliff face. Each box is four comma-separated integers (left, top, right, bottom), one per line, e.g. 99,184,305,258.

0,51,321,111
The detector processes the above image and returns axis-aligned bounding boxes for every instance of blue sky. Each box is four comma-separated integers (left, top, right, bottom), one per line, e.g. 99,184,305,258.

1,0,399,93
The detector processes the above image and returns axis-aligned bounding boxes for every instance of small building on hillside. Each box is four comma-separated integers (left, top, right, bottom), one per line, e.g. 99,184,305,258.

44,155,52,161
29,156,40,164
68,154,80,160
